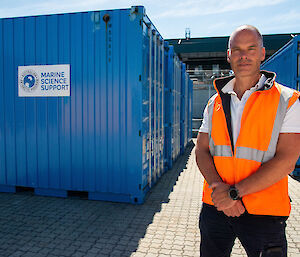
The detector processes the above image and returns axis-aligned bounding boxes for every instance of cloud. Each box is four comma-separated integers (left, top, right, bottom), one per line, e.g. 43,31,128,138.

152,0,287,19
259,9,300,33
0,0,158,18
0,0,125,18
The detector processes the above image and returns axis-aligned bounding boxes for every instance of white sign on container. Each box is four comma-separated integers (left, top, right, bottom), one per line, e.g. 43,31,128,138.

18,64,70,97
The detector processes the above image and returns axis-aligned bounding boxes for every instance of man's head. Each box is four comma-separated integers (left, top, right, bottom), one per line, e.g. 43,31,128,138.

227,25,265,78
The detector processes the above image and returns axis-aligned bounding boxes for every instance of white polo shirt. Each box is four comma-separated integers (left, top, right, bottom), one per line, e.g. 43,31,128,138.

199,75,300,147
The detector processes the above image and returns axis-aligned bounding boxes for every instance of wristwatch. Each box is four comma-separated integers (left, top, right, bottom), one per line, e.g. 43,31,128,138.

228,185,240,200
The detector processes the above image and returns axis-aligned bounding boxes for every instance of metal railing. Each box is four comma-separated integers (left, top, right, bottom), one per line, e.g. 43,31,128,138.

187,69,232,84
189,69,233,137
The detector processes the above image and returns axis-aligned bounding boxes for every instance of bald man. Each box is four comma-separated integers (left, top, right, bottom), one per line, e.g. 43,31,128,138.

195,25,300,257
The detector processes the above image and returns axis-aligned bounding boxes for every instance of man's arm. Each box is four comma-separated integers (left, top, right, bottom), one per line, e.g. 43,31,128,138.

195,132,222,185
237,133,300,196
195,132,245,216
211,133,300,210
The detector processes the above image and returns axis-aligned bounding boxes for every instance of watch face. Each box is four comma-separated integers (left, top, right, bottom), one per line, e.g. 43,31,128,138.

229,188,238,200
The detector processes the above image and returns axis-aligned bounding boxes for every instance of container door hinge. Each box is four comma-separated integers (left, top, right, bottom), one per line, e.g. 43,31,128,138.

139,130,141,136
139,75,141,81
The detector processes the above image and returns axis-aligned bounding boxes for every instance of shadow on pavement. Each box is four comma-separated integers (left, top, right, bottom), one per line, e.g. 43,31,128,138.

0,141,195,257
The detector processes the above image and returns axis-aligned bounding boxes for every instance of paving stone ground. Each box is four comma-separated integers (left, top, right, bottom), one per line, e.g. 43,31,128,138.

0,139,299,257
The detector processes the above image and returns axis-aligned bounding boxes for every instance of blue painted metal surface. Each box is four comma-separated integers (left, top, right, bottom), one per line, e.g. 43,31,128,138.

261,35,300,90
188,78,193,141
0,6,193,203
173,55,182,161
146,16,165,187
261,35,300,176
163,42,174,169
0,6,154,203
184,72,190,148
180,63,188,154
180,63,185,154
163,42,189,168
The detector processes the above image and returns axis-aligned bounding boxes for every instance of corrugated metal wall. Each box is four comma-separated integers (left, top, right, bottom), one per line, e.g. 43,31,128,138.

163,42,174,170
261,35,300,91
0,8,146,202
172,55,182,161
261,35,300,176
0,6,193,203
188,78,193,140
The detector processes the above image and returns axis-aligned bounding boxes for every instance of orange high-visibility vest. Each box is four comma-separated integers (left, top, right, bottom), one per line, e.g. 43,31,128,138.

203,71,300,216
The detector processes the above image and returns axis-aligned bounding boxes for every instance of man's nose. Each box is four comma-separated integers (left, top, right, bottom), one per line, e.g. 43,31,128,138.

239,50,248,59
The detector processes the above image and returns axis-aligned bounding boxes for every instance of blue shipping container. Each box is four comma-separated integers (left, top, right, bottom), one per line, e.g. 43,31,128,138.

188,78,193,141
261,35,300,176
184,72,190,148
180,63,187,153
163,42,174,169
0,6,173,203
172,55,182,161
163,42,192,169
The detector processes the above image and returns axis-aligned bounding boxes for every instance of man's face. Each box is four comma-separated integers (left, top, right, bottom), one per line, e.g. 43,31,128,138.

227,29,265,78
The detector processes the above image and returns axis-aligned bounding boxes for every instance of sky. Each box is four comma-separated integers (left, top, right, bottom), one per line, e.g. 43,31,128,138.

0,0,299,39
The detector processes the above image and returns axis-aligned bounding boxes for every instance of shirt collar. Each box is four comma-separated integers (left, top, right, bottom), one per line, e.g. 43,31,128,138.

221,74,267,95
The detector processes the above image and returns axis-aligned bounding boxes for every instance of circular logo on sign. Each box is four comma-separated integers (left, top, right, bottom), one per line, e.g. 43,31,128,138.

19,70,39,92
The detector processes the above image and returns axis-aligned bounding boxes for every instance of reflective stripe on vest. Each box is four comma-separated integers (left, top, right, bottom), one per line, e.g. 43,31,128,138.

207,94,220,157
209,138,232,157
207,93,217,153
261,86,291,162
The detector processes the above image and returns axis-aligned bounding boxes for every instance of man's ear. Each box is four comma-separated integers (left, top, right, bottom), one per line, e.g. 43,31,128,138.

227,49,231,63
261,47,266,62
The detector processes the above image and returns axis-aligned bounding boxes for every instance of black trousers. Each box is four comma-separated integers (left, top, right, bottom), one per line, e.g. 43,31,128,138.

199,203,288,257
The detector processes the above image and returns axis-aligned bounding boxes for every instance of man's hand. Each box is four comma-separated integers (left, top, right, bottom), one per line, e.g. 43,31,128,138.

210,182,236,210
210,182,245,216
223,200,245,217
210,182,233,210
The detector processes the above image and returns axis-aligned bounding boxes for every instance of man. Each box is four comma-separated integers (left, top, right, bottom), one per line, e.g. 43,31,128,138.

195,25,300,257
